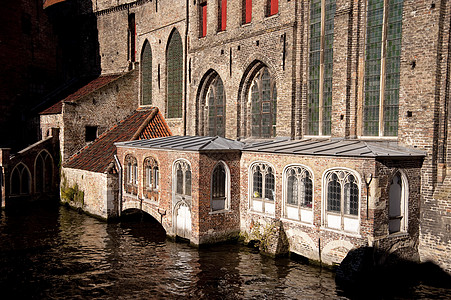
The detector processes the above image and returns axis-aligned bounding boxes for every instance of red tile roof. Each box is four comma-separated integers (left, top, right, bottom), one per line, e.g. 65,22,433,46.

44,0,66,9
64,107,172,173
40,101,63,115
39,75,122,115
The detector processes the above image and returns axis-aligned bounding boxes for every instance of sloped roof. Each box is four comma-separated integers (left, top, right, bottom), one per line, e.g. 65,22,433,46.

243,139,426,158
39,75,121,115
65,107,172,173
43,0,66,9
116,136,244,152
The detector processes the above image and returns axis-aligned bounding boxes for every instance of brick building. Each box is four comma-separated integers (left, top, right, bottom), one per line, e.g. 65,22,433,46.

37,0,451,271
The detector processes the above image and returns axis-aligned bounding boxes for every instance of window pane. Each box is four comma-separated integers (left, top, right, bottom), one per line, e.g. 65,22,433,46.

327,174,341,212
287,175,298,205
308,0,321,135
176,169,183,194
253,167,262,198
141,41,152,105
302,175,313,208
344,179,359,216
147,166,152,188
265,171,275,201
185,170,192,196
154,166,159,189
212,164,226,198
167,30,183,118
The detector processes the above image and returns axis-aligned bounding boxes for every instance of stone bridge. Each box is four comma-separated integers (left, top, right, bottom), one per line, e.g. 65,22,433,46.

0,128,60,207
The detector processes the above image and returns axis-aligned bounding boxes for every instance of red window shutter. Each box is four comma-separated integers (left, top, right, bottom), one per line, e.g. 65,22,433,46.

270,0,278,16
202,4,207,37
245,0,252,23
221,0,227,31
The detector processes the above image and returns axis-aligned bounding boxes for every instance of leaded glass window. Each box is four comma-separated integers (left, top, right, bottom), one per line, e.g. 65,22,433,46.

144,157,158,190
308,0,336,136
207,76,226,137
285,166,313,209
124,155,138,195
325,170,359,216
141,41,152,105
250,163,275,214
166,30,183,118
364,0,403,136
174,160,191,197
249,67,277,138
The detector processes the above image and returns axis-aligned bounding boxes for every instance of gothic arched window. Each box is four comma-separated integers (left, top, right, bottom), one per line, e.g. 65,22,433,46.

324,169,360,232
249,67,277,138
166,30,183,118
10,163,31,196
143,157,159,201
211,162,230,211
125,155,138,195
250,162,275,215
174,160,191,197
284,165,313,223
388,172,408,234
35,150,53,193
207,76,226,136
141,40,152,105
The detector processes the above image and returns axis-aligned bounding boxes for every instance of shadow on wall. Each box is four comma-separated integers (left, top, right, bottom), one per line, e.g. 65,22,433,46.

336,246,451,299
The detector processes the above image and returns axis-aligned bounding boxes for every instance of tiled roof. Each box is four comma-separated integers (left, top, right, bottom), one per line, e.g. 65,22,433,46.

243,139,426,158
40,101,63,115
65,107,172,173
43,0,66,9
39,75,122,115
116,136,244,152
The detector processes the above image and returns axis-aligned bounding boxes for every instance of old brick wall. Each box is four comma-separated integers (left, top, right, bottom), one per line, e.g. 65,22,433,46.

61,71,138,162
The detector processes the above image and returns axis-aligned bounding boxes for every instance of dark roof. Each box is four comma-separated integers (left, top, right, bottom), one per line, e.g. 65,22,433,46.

65,108,172,173
243,139,426,158
39,75,122,115
116,136,244,151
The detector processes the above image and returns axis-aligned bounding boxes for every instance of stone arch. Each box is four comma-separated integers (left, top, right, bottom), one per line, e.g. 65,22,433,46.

285,228,319,260
321,239,355,265
195,69,226,136
141,39,153,106
34,149,54,193
387,170,409,234
10,163,32,196
166,28,184,119
237,60,278,138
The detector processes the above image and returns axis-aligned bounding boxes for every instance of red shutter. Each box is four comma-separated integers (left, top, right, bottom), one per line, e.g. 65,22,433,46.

270,0,278,16
202,4,207,37
245,0,252,23
221,0,227,31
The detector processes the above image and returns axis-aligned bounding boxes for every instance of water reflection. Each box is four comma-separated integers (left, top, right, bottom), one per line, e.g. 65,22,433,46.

0,205,449,299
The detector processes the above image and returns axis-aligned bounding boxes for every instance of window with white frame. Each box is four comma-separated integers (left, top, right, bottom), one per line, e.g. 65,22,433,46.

174,160,192,197
324,169,360,232
250,162,275,215
211,162,230,211
125,155,138,195
284,165,313,223
388,172,408,234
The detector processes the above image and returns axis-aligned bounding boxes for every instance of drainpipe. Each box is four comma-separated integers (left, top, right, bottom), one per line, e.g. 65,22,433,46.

183,0,189,135
114,154,123,217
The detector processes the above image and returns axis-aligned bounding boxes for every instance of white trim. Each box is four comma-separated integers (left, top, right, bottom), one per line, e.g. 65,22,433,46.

248,160,277,216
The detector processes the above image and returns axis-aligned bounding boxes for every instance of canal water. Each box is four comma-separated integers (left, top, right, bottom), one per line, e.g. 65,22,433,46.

0,204,450,299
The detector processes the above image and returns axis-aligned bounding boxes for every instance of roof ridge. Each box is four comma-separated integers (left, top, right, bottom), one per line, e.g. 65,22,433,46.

131,107,158,140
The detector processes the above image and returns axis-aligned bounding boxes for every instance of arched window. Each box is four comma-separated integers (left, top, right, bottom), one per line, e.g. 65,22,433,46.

166,29,183,118
211,162,230,211
207,75,226,136
324,169,360,232
249,67,277,138
284,165,313,222
141,40,152,105
174,160,191,197
125,155,138,195
388,172,408,234
10,163,31,196
143,157,159,201
35,150,53,193
250,162,275,215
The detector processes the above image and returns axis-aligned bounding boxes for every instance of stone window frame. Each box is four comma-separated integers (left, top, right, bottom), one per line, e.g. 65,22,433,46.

361,0,403,137
265,0,278,17
210,161,231,212
388,170,409,234
10,162,32,196
141,39,152,106
217,0,227,32
124,154,138,195
247,66,277,138
322,168,361,233
205,74,226,137
143,156,159,201
249,161,276,216
306,0,336,136
282,164,314,223
173,159,192,198
34,149,54,193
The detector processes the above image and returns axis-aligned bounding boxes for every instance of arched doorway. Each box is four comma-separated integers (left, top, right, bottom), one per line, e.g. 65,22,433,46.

175,202,191,240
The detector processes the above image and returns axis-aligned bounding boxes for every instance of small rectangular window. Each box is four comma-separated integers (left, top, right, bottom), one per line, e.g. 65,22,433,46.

266,0,278,17
199,1,207,37
85,126,98,142
218,0,227,31
242,0,252,24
